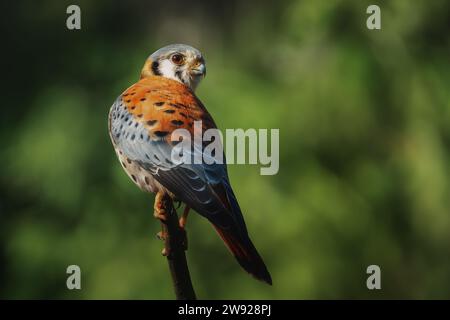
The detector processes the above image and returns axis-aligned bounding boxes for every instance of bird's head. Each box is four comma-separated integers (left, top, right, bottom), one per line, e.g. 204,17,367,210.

141,44,206,91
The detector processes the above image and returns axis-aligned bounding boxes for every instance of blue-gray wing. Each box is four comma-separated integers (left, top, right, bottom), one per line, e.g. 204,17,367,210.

109,93,247,235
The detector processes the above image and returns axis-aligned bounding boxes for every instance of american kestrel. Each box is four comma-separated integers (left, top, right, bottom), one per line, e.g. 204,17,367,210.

108,44,272,284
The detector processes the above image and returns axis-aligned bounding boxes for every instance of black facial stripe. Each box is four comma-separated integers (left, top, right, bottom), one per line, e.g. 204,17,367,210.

151,61,161,76
175,70,189,85
175,70,182,80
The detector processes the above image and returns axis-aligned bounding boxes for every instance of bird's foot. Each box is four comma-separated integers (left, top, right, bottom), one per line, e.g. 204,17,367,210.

153,192,187,255
156,230,166,241
179,216,187,229
179,205,190,229
156,231,171,256
153,192,167,221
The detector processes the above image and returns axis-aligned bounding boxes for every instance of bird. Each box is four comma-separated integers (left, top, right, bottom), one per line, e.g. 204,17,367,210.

108,44,272,285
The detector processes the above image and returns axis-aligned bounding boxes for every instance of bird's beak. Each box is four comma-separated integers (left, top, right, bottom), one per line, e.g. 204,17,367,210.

190,63,206,78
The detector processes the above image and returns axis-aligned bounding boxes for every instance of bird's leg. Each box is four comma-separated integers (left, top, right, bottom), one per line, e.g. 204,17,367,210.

178,206,190,250
179,206,190,229
153,192,167,221
153,193,189,255
154,192,169,255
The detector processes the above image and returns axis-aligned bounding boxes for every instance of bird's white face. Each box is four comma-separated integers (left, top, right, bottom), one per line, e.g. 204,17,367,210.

146,44,206,91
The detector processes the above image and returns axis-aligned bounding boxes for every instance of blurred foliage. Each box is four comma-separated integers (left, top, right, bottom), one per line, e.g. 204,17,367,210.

0,0,449,299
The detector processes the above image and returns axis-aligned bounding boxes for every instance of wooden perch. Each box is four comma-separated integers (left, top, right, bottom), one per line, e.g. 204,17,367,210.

157,194,196,300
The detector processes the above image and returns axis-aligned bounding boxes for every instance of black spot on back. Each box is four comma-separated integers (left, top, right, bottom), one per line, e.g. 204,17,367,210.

154,131,169,138
168,103,187,109
171,120,184,126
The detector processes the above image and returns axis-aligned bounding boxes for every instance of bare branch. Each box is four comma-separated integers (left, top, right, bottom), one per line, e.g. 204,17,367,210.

157,194,196,300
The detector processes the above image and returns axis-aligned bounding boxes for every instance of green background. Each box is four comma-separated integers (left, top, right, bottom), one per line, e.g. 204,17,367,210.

1,0,449,299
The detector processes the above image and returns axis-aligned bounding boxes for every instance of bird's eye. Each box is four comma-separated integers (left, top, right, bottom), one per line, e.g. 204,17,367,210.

171,54,184,65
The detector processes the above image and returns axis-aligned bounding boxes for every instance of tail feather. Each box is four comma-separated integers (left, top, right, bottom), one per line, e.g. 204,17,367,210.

214,226,272,285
